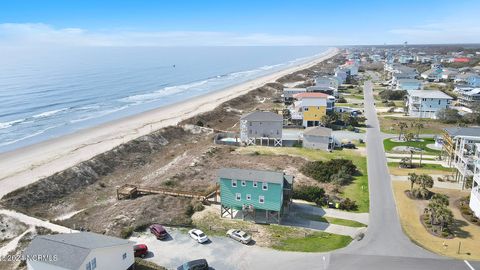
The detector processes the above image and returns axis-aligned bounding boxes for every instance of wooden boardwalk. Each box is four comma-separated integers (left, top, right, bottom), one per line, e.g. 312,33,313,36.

116,184,219,204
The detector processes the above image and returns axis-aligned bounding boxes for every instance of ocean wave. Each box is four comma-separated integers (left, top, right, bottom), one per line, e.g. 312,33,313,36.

0,124,62,147
119,79,212,104
69,105,130,123
119,62,290,105
0,118,25,129
32,108,68,118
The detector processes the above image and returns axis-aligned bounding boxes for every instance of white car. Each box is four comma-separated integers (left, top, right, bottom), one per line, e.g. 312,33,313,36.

226,229,252,244
188,229,209,243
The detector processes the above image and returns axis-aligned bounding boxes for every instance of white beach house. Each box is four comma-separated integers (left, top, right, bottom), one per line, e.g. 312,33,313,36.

24,232,134,270
405,90,453,119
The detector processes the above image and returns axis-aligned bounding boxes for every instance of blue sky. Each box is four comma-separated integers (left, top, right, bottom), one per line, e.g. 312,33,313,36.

1,0,479,46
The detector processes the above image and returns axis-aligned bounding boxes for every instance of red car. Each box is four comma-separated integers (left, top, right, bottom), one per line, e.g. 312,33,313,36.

150,224,167,240
134,244,148,258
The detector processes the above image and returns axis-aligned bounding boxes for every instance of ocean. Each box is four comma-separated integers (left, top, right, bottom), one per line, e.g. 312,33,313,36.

0,46,329,153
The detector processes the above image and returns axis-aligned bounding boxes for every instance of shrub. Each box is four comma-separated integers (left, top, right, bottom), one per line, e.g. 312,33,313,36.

185,204,195,216
379,89,407,100
196,120,204,127
441,231,450,237
461,208,473,216
387,101,396,107
293,185,326,205
134,223,150,232
339,198,358,211
120,226,134,239
337,97,347,103
347,125,355,131
164,179,176,187
301,159,357,183
436,108,462,124
411,188,431,199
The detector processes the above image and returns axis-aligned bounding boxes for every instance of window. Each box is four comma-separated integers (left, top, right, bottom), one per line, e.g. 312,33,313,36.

91,258,97,269
232,180,237,187
259,196,265,204
262,182,268,190
304,107,309,111
236,193,241,201
122,253,127,260
241,180,246,187
246,194,251,200
253,181,258,188
249,122,252,126
86,262,92,270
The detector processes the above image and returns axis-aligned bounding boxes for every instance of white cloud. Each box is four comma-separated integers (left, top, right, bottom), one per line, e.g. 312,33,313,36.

0,23,337,47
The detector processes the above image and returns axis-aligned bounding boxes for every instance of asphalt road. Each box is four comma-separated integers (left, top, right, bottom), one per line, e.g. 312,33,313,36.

324,81,479,269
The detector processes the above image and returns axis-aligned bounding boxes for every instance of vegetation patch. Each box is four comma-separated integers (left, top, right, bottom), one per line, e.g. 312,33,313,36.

298,213,367,228
271,231,352,252
422,194,455,238
135,258,167,270
383,138,440,154
456,196,480,226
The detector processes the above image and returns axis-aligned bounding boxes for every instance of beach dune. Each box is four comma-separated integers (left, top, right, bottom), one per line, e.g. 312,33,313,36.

0,48,338,199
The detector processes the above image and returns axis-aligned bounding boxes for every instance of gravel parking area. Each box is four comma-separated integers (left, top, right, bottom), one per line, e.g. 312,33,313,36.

130,227,256,269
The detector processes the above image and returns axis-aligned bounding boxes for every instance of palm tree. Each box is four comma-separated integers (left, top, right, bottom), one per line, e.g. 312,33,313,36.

414,122,424,139
430,193,449,206
408,173,418,191
341,113,351,128
404,132,415,142
417,174,434,190
436,207,454,233
397,122,408,140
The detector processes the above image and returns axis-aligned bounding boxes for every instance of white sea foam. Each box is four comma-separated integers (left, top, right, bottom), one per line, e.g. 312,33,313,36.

32,108,67,118
0,118,25,129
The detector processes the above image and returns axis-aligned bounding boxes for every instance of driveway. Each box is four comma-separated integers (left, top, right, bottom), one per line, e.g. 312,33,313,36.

332,130,365,142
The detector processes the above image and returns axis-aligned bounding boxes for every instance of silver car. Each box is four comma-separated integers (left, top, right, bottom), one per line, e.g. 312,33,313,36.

226,229,252,244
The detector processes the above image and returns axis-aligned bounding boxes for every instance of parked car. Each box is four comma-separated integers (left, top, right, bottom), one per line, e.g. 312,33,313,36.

188,229,209,243
177,259,209,270
133,244,148,258
149,224,167,240
341,142,356,149
226,229,252,244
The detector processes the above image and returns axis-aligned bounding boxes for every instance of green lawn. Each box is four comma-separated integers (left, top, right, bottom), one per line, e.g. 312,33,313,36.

378,116,455,134
236,147,369,213
272,231,353,252
298,213,367,228
383,138,440,154
387,162,453,172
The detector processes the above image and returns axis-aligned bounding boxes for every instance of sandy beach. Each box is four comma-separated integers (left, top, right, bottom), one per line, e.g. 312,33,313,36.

0,47,338,199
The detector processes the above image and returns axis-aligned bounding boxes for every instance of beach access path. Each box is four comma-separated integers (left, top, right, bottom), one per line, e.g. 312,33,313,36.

0,48,339,199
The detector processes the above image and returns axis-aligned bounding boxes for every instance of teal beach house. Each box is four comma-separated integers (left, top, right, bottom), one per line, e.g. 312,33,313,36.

218,168,294,223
